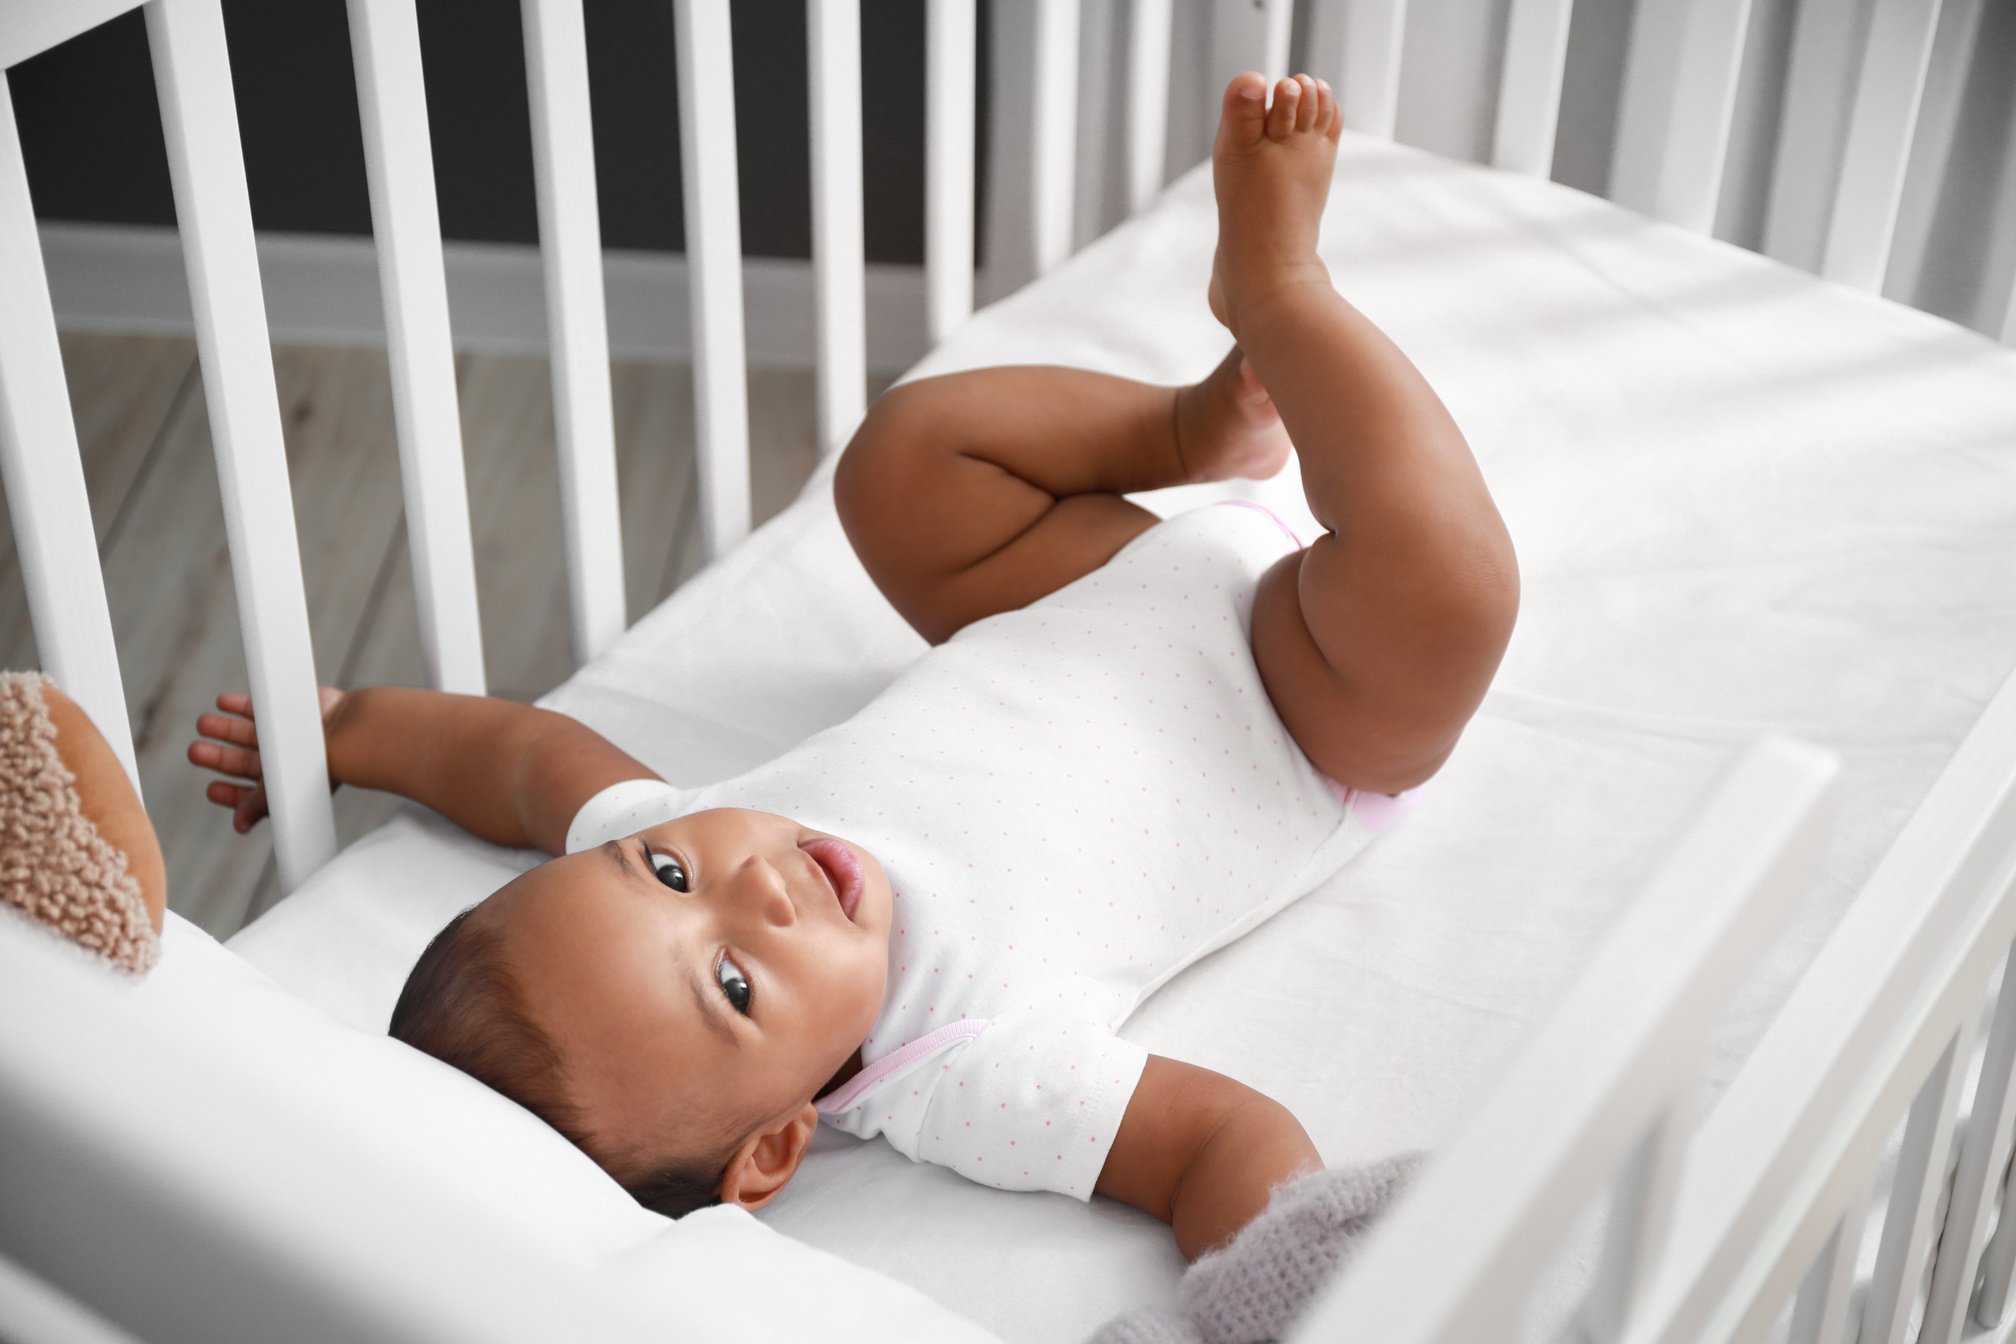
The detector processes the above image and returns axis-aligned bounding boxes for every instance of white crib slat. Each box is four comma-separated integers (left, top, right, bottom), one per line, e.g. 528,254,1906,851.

1491,0,1575,177
1301,0,1345,84
1863,1022,1973,1344
1073,0,1121,250
146,0,337,891
978,1,1033,301
1982,1182,2016,1326
1581,1112,1687,1339
1787,1184,1868,1344
0,76,138,789
1206,0,1293,85
0,0,148,70
1609,0,1756,234
1757,0,1866,273
977,0,1071,301
671,0,751,561
1330,0,1408,139
808,0,866,454
523,0,625,664
1981,1187,2016,1328
1867,0,1981,309
1124,0,1172,213
1971,965,2016,1326
1032,0,1081,275
0,1252,140,1344
346,0,487,695
1923,947,2016,1344
924,0,976,343
1820,0,1945,292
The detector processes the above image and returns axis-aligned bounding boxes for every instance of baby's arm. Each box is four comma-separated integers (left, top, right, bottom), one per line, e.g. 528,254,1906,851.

1095,1054,1321,1261
188,687,656,857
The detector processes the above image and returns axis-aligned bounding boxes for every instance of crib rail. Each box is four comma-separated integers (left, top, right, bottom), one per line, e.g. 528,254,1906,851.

1288,736,1844,1343
1632,665,2016,1344
0,907,663,1344
1295,667,2016,1344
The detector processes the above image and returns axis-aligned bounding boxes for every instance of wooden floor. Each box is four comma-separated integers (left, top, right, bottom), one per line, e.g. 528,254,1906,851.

0,334,854,939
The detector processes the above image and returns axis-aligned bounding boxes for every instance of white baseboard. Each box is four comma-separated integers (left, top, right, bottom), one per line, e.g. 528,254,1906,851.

37,222,930,372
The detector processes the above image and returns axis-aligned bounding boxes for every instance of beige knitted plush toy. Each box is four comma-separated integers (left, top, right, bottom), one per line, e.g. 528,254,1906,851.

0,671,163,976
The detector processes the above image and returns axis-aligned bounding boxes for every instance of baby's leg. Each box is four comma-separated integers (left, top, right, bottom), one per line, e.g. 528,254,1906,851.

836,352,1289,646
1211,73,1519,794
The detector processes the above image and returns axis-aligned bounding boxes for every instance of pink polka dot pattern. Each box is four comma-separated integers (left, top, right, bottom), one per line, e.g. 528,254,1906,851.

566,501,1407,1203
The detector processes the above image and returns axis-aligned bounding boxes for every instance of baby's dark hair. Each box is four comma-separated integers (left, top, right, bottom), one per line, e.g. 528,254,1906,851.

388,902,736,1218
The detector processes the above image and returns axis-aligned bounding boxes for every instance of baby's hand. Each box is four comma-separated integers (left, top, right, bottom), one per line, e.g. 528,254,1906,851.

186,687,346,833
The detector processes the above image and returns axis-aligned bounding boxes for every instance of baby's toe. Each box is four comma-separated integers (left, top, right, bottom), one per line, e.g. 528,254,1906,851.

1265,77,1300,141
1293,74,1319,133
1217,72,1268,148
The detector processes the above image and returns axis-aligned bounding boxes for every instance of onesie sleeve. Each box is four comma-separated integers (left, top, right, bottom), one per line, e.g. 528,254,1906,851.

823,999,1149,1202
565,778,688,854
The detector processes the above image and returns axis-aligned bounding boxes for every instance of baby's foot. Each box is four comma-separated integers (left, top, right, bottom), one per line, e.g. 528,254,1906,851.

1208,72,1341,341
1174,345,1292,483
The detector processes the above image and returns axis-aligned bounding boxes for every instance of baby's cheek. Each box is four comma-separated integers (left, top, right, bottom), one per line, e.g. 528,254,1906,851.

852,948,892,1026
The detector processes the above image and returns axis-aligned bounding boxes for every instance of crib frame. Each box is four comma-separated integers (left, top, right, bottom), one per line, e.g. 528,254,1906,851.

4,0,2016,1340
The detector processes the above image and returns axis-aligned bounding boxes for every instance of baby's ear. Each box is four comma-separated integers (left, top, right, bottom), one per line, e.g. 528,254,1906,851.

716,1102,820,1211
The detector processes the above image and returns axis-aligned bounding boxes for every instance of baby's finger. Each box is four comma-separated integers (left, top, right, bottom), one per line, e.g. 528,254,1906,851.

215,691,255,718
205,779,268,832
187,738,263,780
197,709,259,749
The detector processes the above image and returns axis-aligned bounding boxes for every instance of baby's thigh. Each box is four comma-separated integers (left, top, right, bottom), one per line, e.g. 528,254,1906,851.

1247,547,1453,794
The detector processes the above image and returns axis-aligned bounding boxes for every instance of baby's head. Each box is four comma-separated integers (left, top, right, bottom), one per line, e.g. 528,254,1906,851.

389,807,892,1215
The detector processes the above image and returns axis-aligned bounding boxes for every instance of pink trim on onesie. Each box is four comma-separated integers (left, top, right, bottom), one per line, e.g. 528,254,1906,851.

813,1017,993,1117
1219,496,1307,548
1214,498,1429,834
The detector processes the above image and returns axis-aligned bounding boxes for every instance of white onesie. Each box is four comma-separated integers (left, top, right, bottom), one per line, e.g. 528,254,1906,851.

567,499,1418,1202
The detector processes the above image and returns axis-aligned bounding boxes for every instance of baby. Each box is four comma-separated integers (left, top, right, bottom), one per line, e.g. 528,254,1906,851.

190,73,1516,1289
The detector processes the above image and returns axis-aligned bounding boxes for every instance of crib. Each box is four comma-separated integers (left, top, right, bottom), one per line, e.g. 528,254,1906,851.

3,0,2016,1340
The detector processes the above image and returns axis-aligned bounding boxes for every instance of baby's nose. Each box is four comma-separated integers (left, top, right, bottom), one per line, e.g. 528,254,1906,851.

731,856,797,928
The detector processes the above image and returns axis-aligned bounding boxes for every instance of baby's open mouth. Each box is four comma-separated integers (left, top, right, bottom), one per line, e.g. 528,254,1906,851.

800,838,864,922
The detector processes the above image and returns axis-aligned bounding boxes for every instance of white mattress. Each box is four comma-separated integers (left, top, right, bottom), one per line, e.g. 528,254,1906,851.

229,133,2016,1341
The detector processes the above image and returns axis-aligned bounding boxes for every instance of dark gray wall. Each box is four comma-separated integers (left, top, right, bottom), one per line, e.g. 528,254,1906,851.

11,0,988,265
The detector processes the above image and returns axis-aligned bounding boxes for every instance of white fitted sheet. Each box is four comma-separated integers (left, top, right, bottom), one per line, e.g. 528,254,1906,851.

229,133,2016,1341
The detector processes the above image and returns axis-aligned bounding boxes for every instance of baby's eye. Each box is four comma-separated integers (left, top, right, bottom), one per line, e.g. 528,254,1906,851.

716,953,753,1015
646,847,688,892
